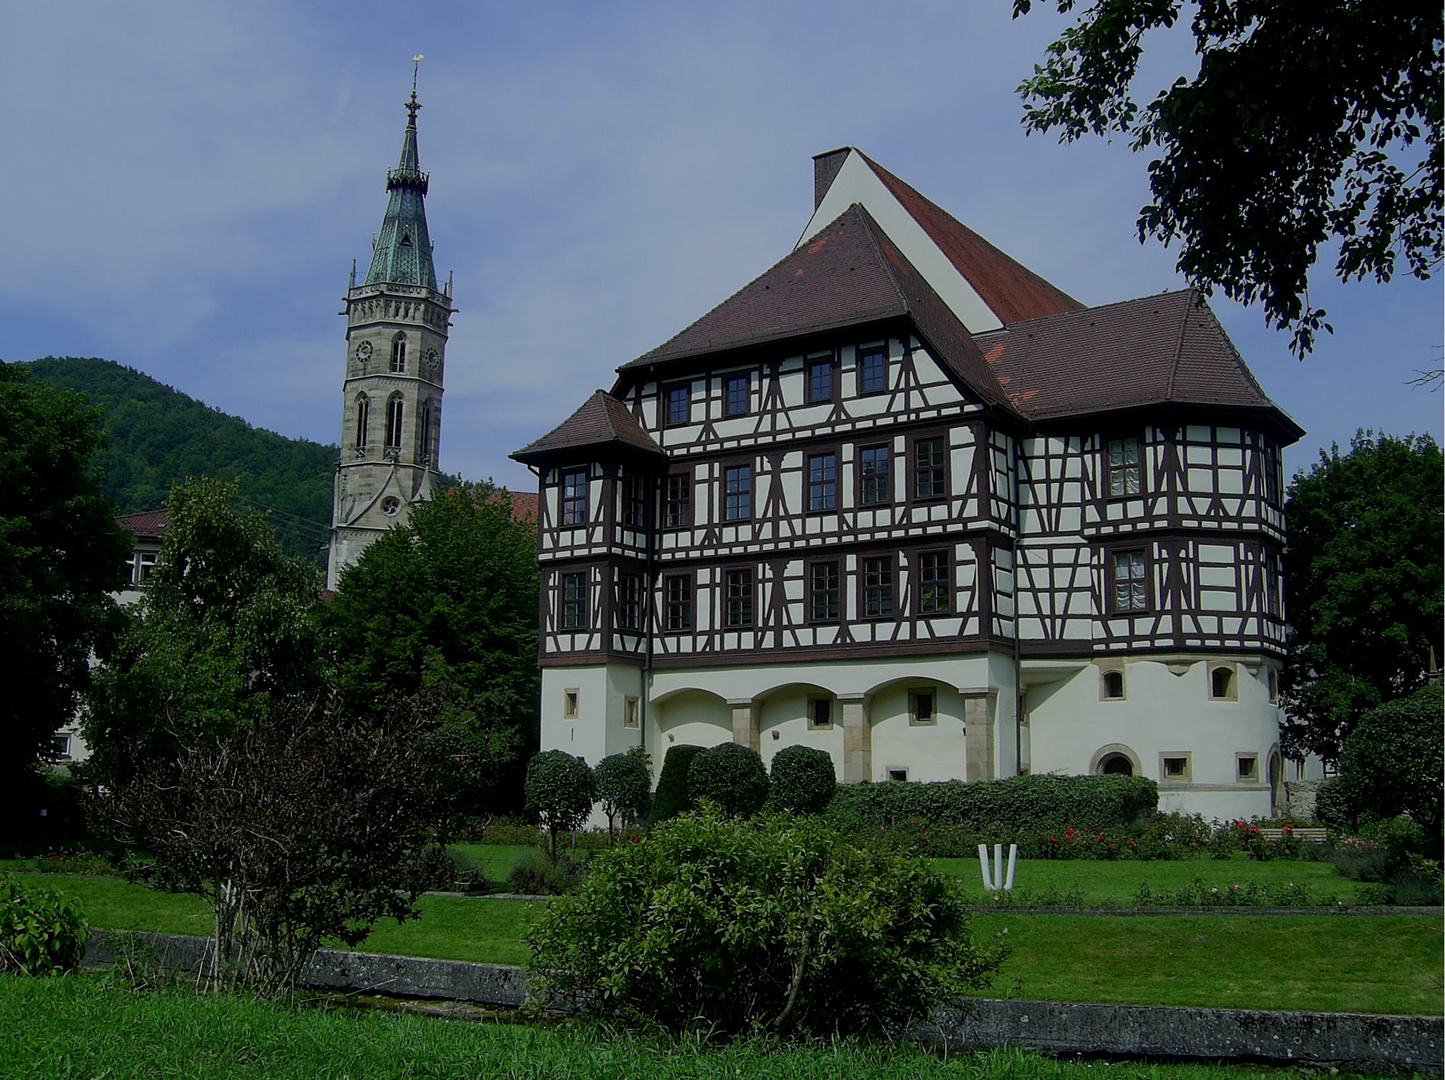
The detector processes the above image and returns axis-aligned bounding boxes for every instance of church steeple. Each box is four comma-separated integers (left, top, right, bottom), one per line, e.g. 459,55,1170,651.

364,81,438,290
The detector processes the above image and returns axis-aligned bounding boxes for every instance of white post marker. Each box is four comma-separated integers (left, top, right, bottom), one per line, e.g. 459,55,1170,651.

994,844,1003,890
1004,843,1018,891
977,843,994,890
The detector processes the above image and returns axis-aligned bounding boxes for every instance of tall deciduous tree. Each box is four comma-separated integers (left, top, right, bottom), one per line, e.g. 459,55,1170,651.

1013,1,1442,356
0,362,129,842
1281,432,1443,764
326,482,539,825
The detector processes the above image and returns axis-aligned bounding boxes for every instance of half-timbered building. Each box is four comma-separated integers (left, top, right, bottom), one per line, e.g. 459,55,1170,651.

512,148,1304,819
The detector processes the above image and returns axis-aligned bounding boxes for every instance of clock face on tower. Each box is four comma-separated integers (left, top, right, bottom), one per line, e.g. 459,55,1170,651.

425,347,440,372
356,341,373,362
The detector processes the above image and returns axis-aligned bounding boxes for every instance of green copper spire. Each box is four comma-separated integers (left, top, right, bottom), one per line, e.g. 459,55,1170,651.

363,79,438,290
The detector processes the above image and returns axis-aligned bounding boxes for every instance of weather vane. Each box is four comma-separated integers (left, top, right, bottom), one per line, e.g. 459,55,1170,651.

407,54,425,120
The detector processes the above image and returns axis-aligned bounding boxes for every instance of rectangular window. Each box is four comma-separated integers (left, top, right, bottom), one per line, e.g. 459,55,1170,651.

1107,436,1142,497
808,697,833,728
131,551,158,585
724,464,752,521
859,445,890,506
1161,754,1191,781
1111,550,1147,612
862,556,894,618
1237,754,1259,781
561,468,588,526
810,561,840,621
664,574,693,631
623,696,639,728
807,453,838,512
806,356,835,403
616,572,642,631
913,437,946,499
563,689,579,719
910,690,936,725
724,372,751,417
887,768,908,782
725,568,753,627
664,383,691,427
51,734,72,759
622,472,647,529
664,472,691,528
918,551,949,613
857,344,887,395
561,572,587,629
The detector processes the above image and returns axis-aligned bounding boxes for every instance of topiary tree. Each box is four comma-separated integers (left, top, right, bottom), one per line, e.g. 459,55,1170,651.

689,743,769,819
594,748,651,842
524,805,1007,1035
524,750,597,862
768,745,837,815
1335,685,1443,841
648,744,704,827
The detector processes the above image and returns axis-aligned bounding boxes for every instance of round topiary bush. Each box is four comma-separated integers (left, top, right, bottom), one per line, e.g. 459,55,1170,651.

769,744,837,814
524,750,597,861
689,742,769,818
524,806,1006,1035
648,744,704,827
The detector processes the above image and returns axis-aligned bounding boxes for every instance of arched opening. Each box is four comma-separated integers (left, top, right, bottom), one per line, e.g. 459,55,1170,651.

353,394,369,451
1211,665,1234,699
385,394,404,449
1090,743,1141,778
420,401,433,465
390,333,407,374
1102,670,1124,699
1268,748,1284,817
1099,753,1133,776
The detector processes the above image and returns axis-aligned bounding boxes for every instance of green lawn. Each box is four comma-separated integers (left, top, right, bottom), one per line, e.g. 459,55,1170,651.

0,974,1400,1080
19,872,1442,1015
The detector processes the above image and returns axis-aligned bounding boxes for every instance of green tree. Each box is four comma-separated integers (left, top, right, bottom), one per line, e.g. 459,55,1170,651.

1281,432,1443,764
768,744,837,815
1013,1,1441,356
594,748,651,841
0,362,130,844
326,483,537,823
689,743,770,819
524,750,597,862
1335,685,1443,838
648,744,704,826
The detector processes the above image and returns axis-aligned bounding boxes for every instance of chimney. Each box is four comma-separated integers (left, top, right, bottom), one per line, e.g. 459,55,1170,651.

812,147,852,210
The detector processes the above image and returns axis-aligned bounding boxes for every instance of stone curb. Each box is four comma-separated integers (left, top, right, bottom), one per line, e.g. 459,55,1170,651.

84,930,1442,1075
963,905,1444,916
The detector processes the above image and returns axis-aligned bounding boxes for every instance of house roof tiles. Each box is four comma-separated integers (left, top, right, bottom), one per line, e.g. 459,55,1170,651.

511,389,665,463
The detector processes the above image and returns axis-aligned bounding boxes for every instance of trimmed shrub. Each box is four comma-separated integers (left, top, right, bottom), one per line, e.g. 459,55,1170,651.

0,874,88,976
648,745,704,826
769,745,837,815
689,743,769,819
524,751,597,862
524,806,1006,1035
1336,686,1443,838
828,773,1157,832
506,850,585,896
594,749,652,840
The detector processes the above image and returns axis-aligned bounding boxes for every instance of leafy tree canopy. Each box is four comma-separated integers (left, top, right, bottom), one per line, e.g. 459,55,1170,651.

0,361,130,838
1335,685,1443,837
689,742,769,819
1281,432,1443,763
1013,1,1442,356
325,482,538,820
594,748,651,840
525,750,597,861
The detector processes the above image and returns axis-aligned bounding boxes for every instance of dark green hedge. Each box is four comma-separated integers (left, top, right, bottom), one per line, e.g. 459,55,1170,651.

648,745,705,826
828,774,1157,831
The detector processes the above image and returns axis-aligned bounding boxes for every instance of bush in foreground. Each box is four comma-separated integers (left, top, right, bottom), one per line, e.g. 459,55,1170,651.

688,743,769,818
768,744,837,814
0,873,88,976
525,806,1006,1036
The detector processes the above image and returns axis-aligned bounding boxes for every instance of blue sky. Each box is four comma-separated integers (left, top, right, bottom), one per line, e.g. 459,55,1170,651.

3,2,1439,500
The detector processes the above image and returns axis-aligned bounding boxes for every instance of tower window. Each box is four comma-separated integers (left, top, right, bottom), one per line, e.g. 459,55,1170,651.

616,572,642,631
622,472,647,528
1102,670,1125,699
561,469,588,526
1111,550,1148,612
664,574,693,631
391,334,407,374
918,551,949,613
561,573,587,629
1211,665,1235,700
385,395,404,448
1107,436,1142,497
354,394,370,451
420,402,433,465
665,472,691,528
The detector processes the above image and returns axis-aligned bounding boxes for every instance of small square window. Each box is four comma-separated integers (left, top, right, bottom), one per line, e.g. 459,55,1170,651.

724,373,751,417
913,437,946,500
664,384,691,427
563,689,580,720
807,453,838,512
859,445,890,506
887,768,908,782
623,696,639,729
810,562,840,621
1237,754,1258,781
808,697,833,728
1107,436,1142,497
1160,754,1191,781
806,356,835,403
857,344,887,395
909,690,936,725
50,734,72,759
724,464,752,522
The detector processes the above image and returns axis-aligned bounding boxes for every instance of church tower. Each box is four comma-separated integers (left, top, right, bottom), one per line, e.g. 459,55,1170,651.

327,77,453,590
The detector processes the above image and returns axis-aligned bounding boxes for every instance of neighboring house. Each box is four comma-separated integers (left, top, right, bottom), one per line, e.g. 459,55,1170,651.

513,147,1305,820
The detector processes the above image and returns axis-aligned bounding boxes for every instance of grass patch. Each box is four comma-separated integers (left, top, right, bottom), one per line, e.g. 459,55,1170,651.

937,853,1368,904
0,973,1398,1079
448,843,541,885
356,895,542,966
975,912,1443,1015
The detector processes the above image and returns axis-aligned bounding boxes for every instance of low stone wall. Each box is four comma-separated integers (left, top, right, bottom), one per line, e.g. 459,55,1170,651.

84,931,1442,1075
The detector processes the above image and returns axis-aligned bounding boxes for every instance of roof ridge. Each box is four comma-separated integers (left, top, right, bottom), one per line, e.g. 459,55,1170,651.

850,204,911,313
1164,289,1192,401
1004,288,1195,330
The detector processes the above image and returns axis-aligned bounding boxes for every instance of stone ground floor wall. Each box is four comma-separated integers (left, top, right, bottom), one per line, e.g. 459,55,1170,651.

540,648,1289,825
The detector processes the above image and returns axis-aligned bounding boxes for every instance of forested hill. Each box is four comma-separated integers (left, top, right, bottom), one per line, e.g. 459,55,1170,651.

26,357,336,560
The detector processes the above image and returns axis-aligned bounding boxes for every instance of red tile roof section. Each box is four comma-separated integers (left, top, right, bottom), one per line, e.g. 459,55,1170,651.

980,289,1298,434
511,389,666,463
115,509,168,542
858,152,1085,325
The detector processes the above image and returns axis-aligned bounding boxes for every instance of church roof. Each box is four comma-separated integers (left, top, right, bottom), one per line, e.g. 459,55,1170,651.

363,91,438,290
511,389,666,464
622,204,1014,410
980,289,1303,435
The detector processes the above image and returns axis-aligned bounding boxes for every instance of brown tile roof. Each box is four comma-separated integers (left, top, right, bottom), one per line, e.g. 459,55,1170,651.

858,152,1085,325
979,289,1302,436
115,509,168,542
511,389,665,464
622,205,1014,410
500,489,538,522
